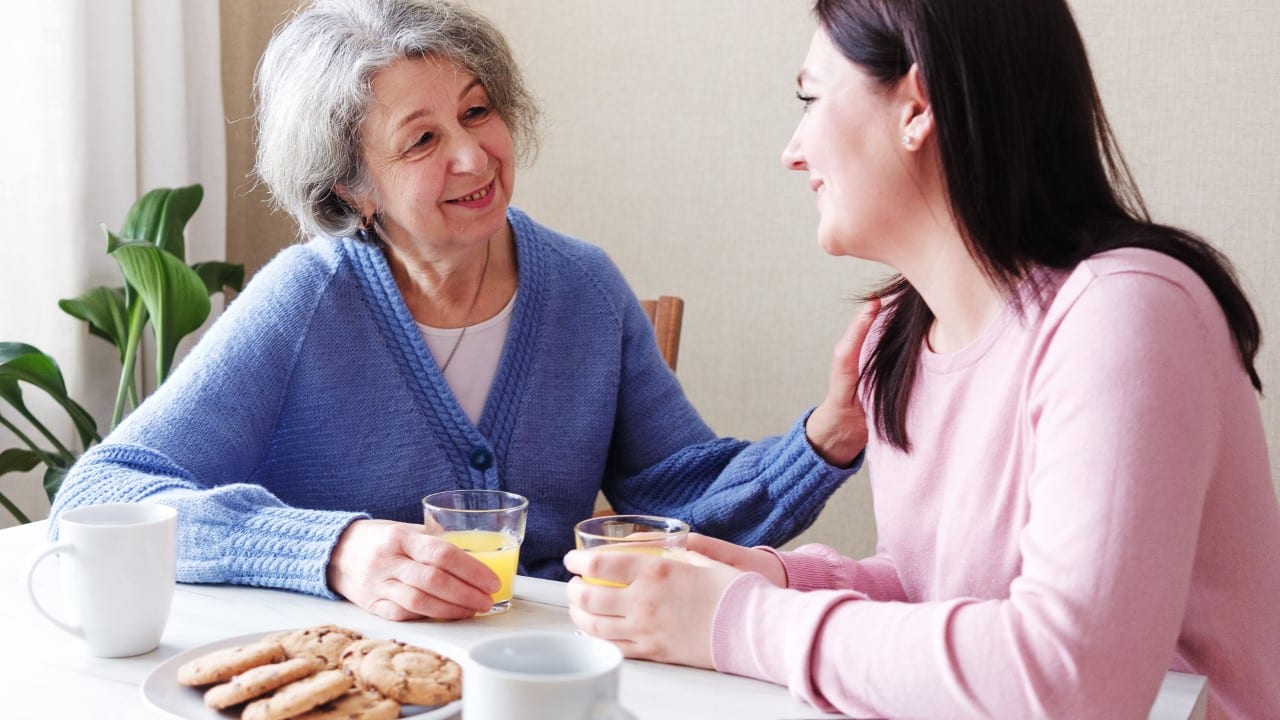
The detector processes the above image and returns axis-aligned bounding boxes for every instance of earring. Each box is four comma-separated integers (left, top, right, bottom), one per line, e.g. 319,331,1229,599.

901,135,913,148
355,214,378,244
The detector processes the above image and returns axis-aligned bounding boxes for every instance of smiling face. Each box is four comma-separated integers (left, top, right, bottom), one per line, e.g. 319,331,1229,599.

351,55,515,257
781,29,916,263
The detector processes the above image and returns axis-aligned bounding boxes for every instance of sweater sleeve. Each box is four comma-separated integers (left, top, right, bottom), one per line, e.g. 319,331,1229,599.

48,244,365,598
598,275,858,548
773,544,906,600
710,269,1221,718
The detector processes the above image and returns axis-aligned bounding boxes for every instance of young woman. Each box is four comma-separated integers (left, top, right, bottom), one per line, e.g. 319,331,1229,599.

564,1,1280,717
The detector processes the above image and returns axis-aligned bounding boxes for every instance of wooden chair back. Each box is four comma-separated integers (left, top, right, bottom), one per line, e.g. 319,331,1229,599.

640,295,684,371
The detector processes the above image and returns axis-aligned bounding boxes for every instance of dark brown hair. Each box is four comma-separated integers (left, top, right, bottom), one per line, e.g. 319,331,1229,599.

814,0,1262,452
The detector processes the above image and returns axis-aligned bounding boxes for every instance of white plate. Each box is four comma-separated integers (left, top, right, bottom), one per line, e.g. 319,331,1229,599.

140,630,464,719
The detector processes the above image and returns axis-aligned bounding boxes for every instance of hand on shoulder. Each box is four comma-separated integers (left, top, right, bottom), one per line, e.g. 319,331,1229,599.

806,299,880,466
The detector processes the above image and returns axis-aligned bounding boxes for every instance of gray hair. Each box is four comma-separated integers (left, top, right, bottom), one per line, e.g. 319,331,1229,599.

254,0,541,239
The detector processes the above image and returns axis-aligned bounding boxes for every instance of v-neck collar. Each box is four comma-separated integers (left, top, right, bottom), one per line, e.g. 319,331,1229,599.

344,207,547,484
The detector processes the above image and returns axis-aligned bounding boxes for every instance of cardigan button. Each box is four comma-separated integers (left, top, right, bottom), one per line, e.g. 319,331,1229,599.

468,446,494,471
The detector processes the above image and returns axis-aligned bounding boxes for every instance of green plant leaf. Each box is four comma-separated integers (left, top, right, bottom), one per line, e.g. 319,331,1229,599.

110,242,211,383
0,448,41,476
192,261,245,296
61,395,101,450
0,342,68,398
119,184,203,261
0,491,31,524
0,379,69,463
58,286,129,361
0,375,29,413
104,229,143,320
118,189,167,246
0,343,100,449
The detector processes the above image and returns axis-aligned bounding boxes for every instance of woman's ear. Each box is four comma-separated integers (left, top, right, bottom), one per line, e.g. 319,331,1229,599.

897,63,934,150
333,184,372,220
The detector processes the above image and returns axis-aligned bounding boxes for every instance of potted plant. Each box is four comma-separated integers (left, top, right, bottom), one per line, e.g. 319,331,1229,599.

0,184,243,523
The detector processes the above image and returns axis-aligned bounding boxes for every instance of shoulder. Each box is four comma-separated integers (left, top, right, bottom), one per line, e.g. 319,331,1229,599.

508,206,620,275
248,237,345,288
231,236,354,310
1044,247,1221,332
1033,247,1235,384
507,207,634,322
1057,247,1213,308
207,237,359,350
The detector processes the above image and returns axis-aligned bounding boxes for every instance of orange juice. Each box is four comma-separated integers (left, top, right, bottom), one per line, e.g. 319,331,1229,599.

444,530,520,603
581,545,668,587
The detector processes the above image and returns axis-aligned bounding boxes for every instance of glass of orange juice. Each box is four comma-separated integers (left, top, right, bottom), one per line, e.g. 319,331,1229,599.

573,515,690,587
423,489,528,615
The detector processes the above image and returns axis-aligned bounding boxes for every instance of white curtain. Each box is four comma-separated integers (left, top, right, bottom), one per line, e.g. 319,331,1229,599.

0,0,226,526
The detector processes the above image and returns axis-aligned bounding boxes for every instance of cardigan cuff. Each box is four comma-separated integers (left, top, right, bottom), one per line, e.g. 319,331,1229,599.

224,507,366,599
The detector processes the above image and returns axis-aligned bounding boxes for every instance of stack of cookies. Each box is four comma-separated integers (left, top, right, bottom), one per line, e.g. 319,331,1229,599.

176,623,462,719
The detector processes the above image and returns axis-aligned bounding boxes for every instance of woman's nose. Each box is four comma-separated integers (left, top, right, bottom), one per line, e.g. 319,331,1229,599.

781,128,806,171
447,131,487,175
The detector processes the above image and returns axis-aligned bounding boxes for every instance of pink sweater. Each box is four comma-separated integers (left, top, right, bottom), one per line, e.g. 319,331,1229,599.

711,249,1280,719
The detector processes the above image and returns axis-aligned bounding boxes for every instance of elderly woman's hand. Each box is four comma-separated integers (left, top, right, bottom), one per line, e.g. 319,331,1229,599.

563,546,746,669
327,519,498,621
805,298,880,467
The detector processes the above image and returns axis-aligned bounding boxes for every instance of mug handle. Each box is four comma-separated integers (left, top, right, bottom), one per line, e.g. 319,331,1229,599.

587,700,637,720
27,541,84,640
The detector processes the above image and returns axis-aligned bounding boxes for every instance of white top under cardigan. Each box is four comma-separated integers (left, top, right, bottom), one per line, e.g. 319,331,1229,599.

418,292,517,424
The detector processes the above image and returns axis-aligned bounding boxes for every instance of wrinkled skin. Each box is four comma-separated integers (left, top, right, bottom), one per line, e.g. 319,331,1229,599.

328,519,499,621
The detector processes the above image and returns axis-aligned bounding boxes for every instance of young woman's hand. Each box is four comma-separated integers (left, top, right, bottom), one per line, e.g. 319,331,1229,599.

327,518,499,621
805,298,881,467
687,533,787,587
563,545,745,669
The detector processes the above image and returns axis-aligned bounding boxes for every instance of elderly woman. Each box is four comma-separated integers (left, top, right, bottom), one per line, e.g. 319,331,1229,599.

48,0,868,621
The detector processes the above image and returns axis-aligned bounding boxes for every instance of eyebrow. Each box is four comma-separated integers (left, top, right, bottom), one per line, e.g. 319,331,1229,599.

392,78,485,133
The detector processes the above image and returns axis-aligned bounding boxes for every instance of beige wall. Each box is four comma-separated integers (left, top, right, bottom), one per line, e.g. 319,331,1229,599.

220,1,1280,559
221,0,302,277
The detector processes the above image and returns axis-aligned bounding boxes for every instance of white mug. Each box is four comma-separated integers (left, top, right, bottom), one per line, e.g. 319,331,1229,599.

27,503,177,657
464,631,636,720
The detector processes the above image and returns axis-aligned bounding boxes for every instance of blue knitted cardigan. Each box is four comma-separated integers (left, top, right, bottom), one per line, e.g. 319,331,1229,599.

49,208,855,596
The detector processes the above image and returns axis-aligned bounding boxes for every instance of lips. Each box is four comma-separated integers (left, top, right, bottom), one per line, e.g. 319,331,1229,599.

447,179,494,204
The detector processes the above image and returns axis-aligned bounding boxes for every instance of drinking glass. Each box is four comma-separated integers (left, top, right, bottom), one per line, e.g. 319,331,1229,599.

573,515,690,587
423,489,528,615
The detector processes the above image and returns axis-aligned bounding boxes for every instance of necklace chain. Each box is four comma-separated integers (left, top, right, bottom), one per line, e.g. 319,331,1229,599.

438,237,492,375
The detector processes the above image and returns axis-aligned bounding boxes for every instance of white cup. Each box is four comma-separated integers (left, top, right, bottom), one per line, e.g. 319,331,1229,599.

464,631,636,720
27,503,177,657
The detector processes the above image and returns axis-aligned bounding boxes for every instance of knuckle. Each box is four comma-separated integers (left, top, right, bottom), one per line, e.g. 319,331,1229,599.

581,554,605,579
404,589,452,620
645,559,674,582
370,598,407,622
635,599,660,624
565,577,586,604
420,540,450,565
569,607,598,636
417,564,445,587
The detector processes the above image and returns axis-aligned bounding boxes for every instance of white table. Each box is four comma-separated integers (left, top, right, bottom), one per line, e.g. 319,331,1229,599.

1,520,1206,719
